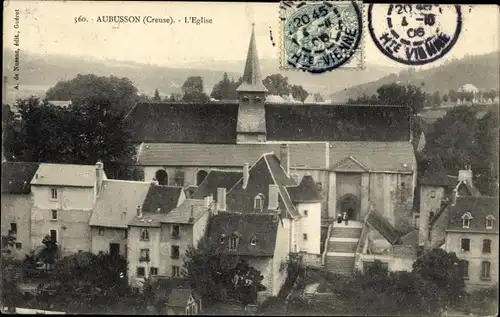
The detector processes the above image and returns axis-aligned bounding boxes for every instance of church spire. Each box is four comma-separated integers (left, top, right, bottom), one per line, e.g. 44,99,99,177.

237,23,268,92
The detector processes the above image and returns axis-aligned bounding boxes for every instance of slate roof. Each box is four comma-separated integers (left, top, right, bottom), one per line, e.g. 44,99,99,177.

455,180,481,197
208,212,280,257
328,142,415,173
129,199,209,227
137,142,328,169
399,230,418,246
286,174,322,203
126,103,411,144
226,153,300,218
420,155,457,187
447,196,499,232
366,209,400,245
192,170,243,200
30,163,106,187
141,185,183,214
89,180,151,228
1,162,40,194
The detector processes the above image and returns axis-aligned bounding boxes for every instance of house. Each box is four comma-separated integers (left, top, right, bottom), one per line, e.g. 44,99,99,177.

127,198,211,289
1,162,40,258
29,161,107,256
126,25,416,235
88,179,153,256
148,277,202,315
445,196,499,290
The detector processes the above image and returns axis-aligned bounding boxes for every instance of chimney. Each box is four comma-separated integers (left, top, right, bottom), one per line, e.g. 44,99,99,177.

243,163,249,189
136,205,142,218
280,144,290,176
458,165,473,184
189,205,195,223
268,184,279,211
204,195,213,208
217,187,227,212
151,178,159,186
95,160,104,196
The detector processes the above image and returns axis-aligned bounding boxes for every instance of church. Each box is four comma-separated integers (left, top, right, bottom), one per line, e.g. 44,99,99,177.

125,25,416,227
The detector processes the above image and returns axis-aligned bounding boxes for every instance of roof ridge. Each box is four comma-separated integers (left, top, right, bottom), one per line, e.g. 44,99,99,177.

226,152,271,195
104,179,150,184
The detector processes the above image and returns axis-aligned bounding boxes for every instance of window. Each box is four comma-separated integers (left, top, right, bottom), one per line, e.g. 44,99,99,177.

98,228,104,236
461,238,470,252
303,210,308,217
171,245,180,259
303,233,308,240
50,188,58,200
196,170,208,186
242,96,249,102
219,234,225,244
316,182,323,193
174,170,185,187
155,169,168,186
150,267,158,276
459,260,469,279
414,215,420,229
15,242,22,250
50,229,57,243
51,210,58,220
171,225,180,238
254,96,262,102
401,182,405,188
254,195,263,211
486,215,495,229
250,236,257,246
482,239,491,253
10,223,17,235
429,211,434,220
229,237,238,251
172,265,180,277
139,249,150,262
137,267,145,277
428,229,432,241
140,229,149,241
462,212,473,228
481,261,491,280
431,190,436,198
123,230,128,239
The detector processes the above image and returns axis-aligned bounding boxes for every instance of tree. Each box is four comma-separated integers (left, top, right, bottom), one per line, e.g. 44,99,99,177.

376,83,428,114
45,74,139,115
4,96,139,180
38,234,59,271
210,72,232,100
290,85,309,102
153,89,161,102
1,232,23,312
448,89,458,102
442,94,449,103
413,248,466,310
431,91,441,108
263,74,290,96
182,76,210,103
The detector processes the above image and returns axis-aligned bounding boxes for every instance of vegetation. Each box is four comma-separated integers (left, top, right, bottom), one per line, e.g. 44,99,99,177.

1,232,23,312
210,72,242,101
263,74,309,102
181,76,210,103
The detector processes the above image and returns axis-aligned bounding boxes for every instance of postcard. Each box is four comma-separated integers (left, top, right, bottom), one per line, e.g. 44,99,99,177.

2,1,499,316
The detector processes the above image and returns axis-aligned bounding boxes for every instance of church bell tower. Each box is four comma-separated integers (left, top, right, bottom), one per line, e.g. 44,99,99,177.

236,24,268,143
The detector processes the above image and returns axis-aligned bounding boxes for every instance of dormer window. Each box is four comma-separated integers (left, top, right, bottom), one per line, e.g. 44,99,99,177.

254,96,262,102
229,237,238,251
219,234,226,244
250,236,257,246
242,96,250,102
486,215,495,229
462,212,473,228
140,228,150,241
254,195,264,211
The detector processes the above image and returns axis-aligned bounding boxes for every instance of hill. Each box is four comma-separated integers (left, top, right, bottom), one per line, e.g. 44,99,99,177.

2,50,399,103
330,52,500,102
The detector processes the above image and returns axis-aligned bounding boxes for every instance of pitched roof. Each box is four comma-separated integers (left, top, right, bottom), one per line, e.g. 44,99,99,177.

126,103,411,143
399,230,418,246
236,25,268,93
30,163,105,187
328,142,415,173
366,209,400,245
420,156,457,187
89,180,151,228
136,142,328,169
1,162,40,194
226,153,300,218
192,171,243,200
208,212,279,256
141,185,183,214
286,174,322,203
447,196,499,232
129,199,209,227
429,202,450,227
455,180,481,197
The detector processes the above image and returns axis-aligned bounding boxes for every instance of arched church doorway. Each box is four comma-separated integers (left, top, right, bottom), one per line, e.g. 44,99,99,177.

197,170,208,186
338,194,360,221
155,169,168,185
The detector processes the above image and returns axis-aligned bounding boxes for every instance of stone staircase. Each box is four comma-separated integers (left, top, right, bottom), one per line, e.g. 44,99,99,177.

324,221,363,275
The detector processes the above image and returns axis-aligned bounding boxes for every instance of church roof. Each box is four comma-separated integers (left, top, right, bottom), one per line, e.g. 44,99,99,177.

126,103,411,143
236,25,268,93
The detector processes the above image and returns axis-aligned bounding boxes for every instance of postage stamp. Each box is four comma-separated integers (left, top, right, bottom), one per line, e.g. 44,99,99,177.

368,4,462,66
279,1,364,73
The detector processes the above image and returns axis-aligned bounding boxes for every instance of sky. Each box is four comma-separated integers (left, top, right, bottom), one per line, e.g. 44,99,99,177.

3,1,500,69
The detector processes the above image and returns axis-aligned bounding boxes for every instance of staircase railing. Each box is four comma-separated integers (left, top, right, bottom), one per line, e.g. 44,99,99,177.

321,223,333,266
353,208,372,272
